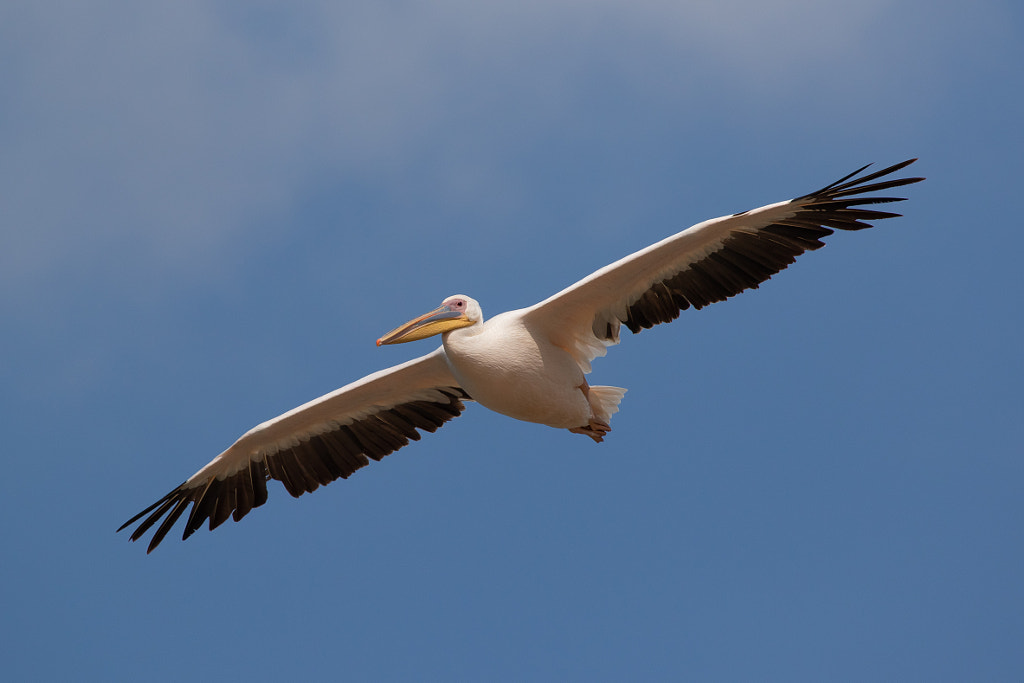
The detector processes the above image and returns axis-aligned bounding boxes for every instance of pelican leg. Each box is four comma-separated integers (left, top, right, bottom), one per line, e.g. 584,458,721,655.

569,383,612,443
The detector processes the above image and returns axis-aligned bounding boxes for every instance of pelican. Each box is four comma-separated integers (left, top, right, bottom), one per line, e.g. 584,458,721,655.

120,159,923,551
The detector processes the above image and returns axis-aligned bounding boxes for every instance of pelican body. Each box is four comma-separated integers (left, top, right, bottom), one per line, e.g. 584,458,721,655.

378,299,625,440
120,160,923,551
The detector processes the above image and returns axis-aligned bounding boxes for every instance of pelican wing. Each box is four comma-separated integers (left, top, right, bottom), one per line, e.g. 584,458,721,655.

523,160,923,369
119,347,468,552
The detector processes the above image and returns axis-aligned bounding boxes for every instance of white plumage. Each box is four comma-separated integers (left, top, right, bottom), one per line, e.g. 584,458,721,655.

120,159,922,551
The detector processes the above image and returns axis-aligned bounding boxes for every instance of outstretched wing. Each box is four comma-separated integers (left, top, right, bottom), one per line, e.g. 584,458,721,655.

119,347,468,552
523,160,924,370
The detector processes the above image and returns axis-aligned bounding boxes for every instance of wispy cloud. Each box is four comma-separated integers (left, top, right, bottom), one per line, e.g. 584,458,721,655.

0,0,981,297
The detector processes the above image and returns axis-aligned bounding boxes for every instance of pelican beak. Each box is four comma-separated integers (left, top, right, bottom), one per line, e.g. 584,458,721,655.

376,303,474,346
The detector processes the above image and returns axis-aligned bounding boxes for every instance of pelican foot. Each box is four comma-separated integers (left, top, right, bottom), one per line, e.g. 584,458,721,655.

569,420,611,443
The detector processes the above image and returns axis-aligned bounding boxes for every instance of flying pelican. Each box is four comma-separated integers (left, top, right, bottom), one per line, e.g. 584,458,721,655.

119,159,923,552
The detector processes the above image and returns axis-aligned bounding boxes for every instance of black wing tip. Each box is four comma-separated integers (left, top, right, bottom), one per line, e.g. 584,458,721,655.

117,477,219,553
801,158,924,201
116,480,189,533
118,477,255,553
855,158,920,178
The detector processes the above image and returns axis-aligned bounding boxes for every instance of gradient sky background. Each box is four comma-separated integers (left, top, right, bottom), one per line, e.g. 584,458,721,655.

3,2,1022,681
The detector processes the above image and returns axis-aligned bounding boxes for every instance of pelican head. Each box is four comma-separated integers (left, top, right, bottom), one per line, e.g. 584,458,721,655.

377,294,481,346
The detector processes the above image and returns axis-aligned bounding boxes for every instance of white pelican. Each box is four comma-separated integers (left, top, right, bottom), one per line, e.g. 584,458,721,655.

120,159,923,551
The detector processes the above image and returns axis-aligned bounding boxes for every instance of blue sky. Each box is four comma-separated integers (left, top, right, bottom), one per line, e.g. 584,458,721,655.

2,1,1022,680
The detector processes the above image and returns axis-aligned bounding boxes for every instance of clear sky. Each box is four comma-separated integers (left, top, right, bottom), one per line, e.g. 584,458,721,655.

2,2,1022,681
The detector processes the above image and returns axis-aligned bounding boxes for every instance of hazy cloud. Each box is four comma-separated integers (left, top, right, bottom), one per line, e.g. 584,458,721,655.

0,0,971,293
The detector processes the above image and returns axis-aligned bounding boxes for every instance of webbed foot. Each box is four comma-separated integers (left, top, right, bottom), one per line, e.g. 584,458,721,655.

569,420,611,443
